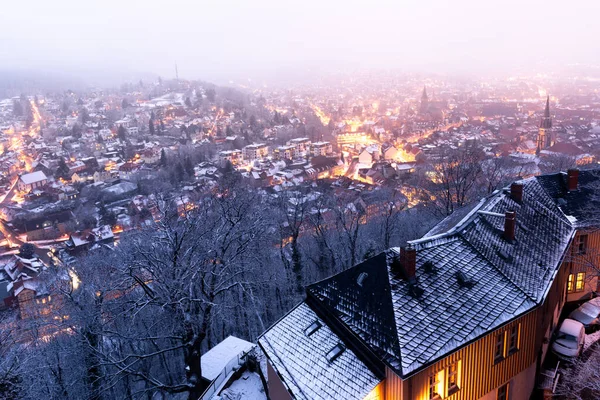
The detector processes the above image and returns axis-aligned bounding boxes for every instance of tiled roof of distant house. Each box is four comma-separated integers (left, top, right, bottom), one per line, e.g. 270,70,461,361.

546,142,586,156
537,169,600,228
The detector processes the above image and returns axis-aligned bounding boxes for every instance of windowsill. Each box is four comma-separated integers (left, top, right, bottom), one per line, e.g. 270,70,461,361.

494,356,505,365
447,386,460,397
508,348,519,356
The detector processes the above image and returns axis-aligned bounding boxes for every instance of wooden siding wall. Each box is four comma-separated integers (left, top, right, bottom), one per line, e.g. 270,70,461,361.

401,310,538,400
385,366,405,400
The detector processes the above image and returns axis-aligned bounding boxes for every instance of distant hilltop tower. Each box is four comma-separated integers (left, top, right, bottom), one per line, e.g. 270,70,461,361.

419,86,429,115
536,96,553,153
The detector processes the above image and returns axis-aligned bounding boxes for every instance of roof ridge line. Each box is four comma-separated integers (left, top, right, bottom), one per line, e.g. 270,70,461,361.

409,196,490,247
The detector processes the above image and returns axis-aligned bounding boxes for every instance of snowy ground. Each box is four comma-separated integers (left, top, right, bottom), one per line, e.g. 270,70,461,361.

217,371,266,400
584,329,600,351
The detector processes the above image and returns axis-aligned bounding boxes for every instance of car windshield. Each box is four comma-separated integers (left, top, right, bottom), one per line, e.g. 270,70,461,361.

571,311,595,325
556,332,577,341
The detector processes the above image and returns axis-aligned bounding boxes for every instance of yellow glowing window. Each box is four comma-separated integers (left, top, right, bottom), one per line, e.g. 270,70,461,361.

568,273,586,293
429,372,442,399
567,274,574,293
447,361,459,395
575,272,585,292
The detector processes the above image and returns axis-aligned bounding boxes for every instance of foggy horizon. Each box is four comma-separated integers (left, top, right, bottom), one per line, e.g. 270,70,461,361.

2,0,600,85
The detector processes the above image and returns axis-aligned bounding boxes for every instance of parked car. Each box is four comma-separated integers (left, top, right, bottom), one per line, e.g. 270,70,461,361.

569,300,600,333
551,319,585,361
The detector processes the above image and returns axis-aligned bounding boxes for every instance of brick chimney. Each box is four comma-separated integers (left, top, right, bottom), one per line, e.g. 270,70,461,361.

504,211,516,242
510,183,523,203
567,169,579,192
400,245,416,281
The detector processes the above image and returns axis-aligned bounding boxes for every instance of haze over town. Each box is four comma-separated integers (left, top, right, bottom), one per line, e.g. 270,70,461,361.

3,0,600,84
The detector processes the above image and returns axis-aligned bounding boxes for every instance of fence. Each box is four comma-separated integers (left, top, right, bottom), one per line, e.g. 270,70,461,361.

199,345,256,400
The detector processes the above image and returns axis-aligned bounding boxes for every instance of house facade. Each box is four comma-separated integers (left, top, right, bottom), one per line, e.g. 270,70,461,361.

260,169,599,400
18,171,48,192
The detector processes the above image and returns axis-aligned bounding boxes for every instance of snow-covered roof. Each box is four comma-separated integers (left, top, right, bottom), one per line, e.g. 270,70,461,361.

264,174,578,385
259,303,382,400
201,335,254,381
19,171,47,185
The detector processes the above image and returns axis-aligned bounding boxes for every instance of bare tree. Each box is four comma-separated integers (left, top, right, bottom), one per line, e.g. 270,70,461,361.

556,344,600,399
416,142,485,216
274,189,310,295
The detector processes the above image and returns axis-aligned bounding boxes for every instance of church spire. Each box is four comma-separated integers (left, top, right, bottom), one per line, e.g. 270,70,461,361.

540,95,552,130
420,86,429,115
537,95,553,152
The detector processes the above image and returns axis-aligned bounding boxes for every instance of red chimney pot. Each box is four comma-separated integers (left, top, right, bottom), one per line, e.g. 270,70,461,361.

567,169,579,191
504,211,516,242
510,183,523,203
400,246,416,281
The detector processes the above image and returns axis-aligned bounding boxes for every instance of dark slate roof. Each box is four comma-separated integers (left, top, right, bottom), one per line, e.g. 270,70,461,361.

305,177,573,378
261,176,578,390
307,253,402,371
537,169,600,228
460,178,573,302
389,238,533,374
258,302,381,400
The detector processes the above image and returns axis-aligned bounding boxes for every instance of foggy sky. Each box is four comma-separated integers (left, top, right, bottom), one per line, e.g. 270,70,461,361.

1,0,599,84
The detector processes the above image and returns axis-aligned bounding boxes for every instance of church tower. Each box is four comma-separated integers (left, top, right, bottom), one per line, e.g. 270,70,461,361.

536,96,553,152
419,86,429,115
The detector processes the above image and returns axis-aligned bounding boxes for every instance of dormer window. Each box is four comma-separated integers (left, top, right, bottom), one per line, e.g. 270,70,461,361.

326,343,345,363
303,320,322,337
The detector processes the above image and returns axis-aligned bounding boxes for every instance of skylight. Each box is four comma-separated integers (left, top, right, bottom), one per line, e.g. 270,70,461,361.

326,343,345,363
357,272,368,287
303,320,322,337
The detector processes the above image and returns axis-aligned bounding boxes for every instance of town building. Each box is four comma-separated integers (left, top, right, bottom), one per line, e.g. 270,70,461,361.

18,171,48,192
311,141,332,157
219,150,243,166
260,169,600,400
243,143,269,161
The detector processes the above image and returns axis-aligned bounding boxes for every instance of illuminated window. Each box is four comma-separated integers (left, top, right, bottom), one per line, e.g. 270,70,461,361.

568,273,586,293
575,272,585,292
577,234,588,255
447,361,459,395
508,324,520,355
498,382,509,400
567,274,573,293
429,372,441,399
494,333,506,363
428,362,461,399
